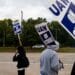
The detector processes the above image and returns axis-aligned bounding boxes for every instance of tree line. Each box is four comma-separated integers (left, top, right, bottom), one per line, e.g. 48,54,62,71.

0,18,75,47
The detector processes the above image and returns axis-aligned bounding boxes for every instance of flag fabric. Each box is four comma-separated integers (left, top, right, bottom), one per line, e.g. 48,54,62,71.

35,22,55,46
46,0,75,39
13,20,22,35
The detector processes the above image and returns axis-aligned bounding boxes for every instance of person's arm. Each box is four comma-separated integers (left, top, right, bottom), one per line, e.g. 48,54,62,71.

71,62,75,75
59,59,64,69
13,52,19,62
51,53,64,72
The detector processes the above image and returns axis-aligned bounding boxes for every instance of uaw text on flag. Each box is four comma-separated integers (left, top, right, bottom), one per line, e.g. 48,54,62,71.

35,22,56,46
46,0,75,39
13,20,22,35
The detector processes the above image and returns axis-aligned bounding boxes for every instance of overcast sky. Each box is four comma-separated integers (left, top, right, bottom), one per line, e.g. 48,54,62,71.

0,0,74,21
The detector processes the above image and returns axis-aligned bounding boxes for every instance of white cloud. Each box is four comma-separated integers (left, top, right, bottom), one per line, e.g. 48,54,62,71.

0,0,74,21
0,0,45,20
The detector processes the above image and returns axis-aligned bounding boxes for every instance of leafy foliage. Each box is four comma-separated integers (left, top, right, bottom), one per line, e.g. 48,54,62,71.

0,18,74,47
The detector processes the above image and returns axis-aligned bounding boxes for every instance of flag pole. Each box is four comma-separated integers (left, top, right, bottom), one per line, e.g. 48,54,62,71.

21,10,23,26
17,33,22,46
17,10,23,46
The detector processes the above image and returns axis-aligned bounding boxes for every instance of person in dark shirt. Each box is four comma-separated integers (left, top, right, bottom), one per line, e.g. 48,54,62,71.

71,62,75,75
13,46,29,75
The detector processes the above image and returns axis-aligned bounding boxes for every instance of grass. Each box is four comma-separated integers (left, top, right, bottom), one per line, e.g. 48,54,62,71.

0,47,16,52
58,47,75,53
0,47,75,53
0,47,43,52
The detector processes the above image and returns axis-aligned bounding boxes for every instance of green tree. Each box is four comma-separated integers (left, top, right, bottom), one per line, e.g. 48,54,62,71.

21,18,46,46
48,21,75,47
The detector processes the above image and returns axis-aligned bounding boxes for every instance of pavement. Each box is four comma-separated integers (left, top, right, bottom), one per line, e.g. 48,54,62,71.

0,53,75,75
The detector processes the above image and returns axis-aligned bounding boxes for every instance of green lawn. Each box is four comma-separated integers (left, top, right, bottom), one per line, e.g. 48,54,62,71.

0,47,16,52
58,47,75,53
0,47,75,53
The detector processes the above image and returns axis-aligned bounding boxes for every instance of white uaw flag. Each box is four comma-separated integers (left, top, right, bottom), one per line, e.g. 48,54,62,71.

35,22,55,46
13,20,22,35
44,0,75,39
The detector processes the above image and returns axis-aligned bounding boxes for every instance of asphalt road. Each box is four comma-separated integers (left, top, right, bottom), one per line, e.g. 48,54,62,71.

0,53,75,75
